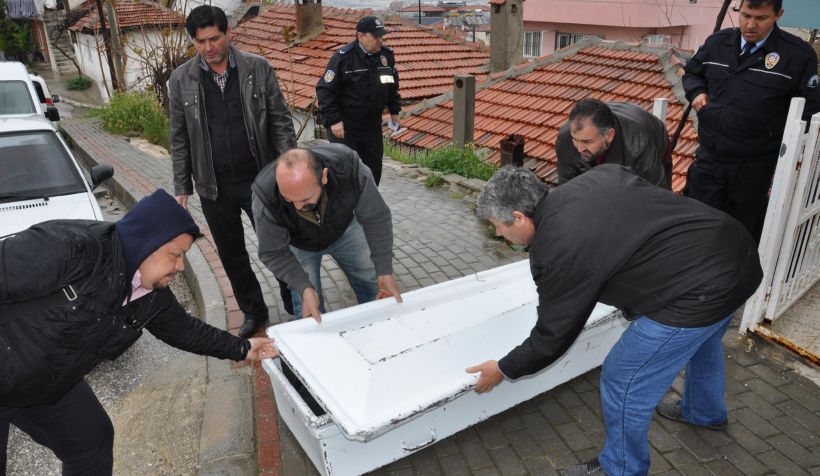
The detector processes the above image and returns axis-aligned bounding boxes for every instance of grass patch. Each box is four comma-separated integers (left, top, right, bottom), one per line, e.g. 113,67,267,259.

385,142,496,181
66,75,93,91
425,173,443,188
89,92,169,148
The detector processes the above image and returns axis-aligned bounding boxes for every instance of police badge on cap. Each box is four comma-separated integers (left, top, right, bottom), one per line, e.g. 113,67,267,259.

356,16,388,37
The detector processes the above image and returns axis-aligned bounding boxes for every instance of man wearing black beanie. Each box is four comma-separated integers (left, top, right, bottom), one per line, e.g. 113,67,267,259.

0,189,276,475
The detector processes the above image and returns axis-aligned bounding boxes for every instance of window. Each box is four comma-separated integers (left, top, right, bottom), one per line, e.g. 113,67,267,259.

0,81,37,114
523,31,542,58
555,32,604,50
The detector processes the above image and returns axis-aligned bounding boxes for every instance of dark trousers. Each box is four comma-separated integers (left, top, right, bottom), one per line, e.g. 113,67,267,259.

1,380,113,475
327,122,384,185
200,180,293,318
685,149,777,243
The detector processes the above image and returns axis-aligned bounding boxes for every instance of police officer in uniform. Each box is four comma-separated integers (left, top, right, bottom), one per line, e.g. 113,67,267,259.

316,16,401,185
683,0,820,242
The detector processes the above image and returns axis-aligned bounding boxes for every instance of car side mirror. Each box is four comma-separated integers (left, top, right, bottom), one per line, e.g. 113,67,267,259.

51,94,60,104
90,164,114,189
45,105,60,121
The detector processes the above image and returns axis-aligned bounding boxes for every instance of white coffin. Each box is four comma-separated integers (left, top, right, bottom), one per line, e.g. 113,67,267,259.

264,259,628,475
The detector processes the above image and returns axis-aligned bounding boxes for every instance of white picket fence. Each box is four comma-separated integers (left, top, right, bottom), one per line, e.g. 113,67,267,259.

741,98,820,333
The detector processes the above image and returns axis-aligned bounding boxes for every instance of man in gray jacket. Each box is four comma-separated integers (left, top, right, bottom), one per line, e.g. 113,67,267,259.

251,143,402,322
555,98,672,189
169,5,296,337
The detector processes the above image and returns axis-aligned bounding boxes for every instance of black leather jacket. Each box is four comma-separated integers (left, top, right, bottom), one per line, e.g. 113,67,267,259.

556,102,671,189
169,45,296,200
0,220,249,407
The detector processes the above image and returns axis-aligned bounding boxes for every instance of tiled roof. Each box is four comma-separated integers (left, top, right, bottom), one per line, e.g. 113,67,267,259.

69,0,184,33
389,40,697,193
230,6,490,111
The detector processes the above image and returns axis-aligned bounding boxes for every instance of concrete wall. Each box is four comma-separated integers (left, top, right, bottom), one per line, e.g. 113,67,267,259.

74,30,172,101
524,0,740,55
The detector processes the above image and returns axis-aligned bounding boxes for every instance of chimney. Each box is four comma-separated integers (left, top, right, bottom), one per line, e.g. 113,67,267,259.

452,75,476,147
489,0,523,72
295,0,323,43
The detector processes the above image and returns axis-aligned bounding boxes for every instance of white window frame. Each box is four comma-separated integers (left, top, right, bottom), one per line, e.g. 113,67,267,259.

523,30,542,58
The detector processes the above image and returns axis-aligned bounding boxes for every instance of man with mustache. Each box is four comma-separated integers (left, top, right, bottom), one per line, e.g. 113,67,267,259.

556,98,672,190
683,0,820,242
251,144,402,322
169,5,296,338
0,189,276,475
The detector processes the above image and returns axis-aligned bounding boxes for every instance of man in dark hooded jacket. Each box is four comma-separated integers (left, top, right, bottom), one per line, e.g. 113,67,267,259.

0,189,276,475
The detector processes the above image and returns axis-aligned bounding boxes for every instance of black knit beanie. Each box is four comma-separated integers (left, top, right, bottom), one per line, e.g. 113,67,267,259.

115,189,203,278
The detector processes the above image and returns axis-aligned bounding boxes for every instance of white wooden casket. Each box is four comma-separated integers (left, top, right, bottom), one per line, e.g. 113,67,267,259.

263,259,628,475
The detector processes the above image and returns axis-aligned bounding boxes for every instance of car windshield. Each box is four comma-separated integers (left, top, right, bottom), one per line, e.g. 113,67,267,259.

0,81,37,114
0,130,87,202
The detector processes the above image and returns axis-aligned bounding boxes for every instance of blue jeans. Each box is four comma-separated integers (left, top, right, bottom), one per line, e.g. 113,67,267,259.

290,218,378,317
598,313,733,476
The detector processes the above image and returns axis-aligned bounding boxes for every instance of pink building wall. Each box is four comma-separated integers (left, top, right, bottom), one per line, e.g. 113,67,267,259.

524,0,741,56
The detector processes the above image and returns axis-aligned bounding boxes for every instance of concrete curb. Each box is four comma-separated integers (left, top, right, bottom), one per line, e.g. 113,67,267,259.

61,122,256,474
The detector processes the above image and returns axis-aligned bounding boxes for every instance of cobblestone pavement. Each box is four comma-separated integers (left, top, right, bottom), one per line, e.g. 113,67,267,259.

60,117,820,476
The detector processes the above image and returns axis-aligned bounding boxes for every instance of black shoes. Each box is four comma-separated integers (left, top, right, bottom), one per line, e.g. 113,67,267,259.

562,458,606,476
655,398,727,431
238,316,268,338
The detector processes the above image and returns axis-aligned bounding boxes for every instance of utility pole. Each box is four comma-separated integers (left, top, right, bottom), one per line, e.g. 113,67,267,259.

95,0,119,91
418,0,421,24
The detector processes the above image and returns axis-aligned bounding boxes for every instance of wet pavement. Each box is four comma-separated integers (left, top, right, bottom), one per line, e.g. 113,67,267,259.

11,70,820,475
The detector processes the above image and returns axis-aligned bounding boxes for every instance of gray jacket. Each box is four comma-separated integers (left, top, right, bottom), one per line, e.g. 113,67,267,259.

555,102,671,190
251,143,394,296
169,45,296,200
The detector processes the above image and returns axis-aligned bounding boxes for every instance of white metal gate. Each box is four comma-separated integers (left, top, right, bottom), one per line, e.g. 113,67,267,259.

741,98,820,333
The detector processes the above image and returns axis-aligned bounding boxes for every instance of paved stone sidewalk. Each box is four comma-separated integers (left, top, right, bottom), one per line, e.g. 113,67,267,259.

61,118,820,475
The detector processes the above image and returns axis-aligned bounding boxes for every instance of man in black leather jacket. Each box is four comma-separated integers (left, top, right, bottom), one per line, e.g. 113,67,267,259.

0,190,276,475
556,98,671,189
169,5,296,337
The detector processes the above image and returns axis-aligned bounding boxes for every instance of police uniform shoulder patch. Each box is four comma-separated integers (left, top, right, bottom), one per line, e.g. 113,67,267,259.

809,74,819,89
764,52,780,70
380,55,388,66
324,70,335,83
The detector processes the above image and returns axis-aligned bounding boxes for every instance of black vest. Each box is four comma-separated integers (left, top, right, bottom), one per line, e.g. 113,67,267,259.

202,70,257,183
252,153,362,251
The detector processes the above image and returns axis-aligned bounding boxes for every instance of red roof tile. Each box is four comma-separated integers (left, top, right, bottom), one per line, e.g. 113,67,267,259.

69,0,184,33
388,40,697,193
230,6,490,111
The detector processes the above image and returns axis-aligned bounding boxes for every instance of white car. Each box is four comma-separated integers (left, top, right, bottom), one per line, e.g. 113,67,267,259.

29,71,61,110
0,115,113,237
0,61,60,121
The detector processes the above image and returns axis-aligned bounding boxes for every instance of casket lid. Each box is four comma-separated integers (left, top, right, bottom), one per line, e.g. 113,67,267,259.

267,260,616,441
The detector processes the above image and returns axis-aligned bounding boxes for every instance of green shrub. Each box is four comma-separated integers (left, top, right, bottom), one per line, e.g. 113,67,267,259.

384,141,496,181
0,20,33,61
89,92,169,148
66,75,93,91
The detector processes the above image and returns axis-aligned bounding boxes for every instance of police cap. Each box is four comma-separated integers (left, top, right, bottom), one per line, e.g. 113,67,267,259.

356,16,388,37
